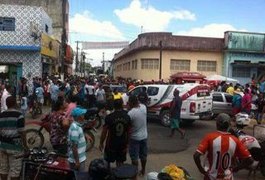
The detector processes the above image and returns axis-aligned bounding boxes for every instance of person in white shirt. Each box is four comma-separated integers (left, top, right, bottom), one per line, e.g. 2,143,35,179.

95,84,106,105
127,95,148,176
1,85,12,112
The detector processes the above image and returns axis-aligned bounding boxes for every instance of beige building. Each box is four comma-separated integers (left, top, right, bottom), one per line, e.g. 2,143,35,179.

113,32,224,81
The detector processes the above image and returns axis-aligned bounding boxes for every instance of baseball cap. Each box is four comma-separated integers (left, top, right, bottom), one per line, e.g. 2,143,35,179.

71,107,87,117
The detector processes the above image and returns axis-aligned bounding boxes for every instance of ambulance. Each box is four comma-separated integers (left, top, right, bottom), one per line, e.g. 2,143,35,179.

127,83,212,126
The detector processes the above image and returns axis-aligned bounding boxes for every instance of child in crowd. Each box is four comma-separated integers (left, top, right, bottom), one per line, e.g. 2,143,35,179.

68,107,87,179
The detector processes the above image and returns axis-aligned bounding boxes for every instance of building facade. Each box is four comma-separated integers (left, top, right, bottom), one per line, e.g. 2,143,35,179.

0,4,53,90
0,0,73,75
113,32,224,81
224,31,265,84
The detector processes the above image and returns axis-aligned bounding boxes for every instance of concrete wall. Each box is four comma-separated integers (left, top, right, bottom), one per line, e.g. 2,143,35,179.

114,49,223,81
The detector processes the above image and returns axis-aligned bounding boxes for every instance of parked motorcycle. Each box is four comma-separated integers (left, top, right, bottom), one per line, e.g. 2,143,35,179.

18,147,75,180
25,108,99,151
230,127,265,177
235,112,251,129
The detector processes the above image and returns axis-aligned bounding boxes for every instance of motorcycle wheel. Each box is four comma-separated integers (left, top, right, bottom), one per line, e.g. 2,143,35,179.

84,130,95,152
24,129,45,150
31,108,37,119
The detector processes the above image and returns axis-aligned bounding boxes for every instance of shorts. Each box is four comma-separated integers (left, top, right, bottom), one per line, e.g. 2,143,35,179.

104,149,126,163
170,118,180,129
0,149,24,177
129,139,148,161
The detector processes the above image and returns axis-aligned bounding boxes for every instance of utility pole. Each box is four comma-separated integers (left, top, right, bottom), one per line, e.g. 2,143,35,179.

60,0,67,80
159,40,163,80
75,41,79,75
102,52,105,73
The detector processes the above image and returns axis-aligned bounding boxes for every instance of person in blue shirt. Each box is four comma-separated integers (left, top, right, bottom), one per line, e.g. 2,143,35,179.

50,79,60,111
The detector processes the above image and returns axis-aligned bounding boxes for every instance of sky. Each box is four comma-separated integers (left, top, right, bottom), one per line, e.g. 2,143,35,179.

68,0,265,67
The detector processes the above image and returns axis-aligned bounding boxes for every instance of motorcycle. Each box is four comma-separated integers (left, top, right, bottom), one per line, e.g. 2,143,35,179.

230,127,265,177
235,112,251,129
24,108,99,152
18,147,76,180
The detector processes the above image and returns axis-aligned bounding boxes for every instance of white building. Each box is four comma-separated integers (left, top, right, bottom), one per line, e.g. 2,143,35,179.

0,4,52,91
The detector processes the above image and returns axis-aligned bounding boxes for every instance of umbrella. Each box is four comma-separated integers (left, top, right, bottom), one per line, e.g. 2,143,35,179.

205,74,238,83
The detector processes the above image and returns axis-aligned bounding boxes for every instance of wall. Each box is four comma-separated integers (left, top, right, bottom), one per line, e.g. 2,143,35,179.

0,51,41,91
114,49,223,81
0,0,66,41
0,4,52,47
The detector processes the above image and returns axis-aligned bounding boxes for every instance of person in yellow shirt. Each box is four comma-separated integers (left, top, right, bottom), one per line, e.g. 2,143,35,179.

113,88,122,100
226,83,234,95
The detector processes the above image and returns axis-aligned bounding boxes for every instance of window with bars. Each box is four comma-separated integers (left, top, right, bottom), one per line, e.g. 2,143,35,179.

141,59,159,69
197,60,217,72
123,62,130,71
232,66,250,77
170,59,190,71
116,64,122,71
132,59,138,70
0,17,15,31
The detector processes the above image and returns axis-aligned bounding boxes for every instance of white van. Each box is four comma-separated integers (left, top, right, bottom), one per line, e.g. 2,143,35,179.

126,83,212,126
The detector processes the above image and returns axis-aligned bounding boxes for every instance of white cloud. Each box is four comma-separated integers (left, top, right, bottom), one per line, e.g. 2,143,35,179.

114,0,196,32
176,23,247,38
69,11,124,40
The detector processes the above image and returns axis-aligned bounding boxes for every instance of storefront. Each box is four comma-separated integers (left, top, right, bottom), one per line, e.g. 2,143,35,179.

64,44,74,75
224,31,265,84
41,33,60,77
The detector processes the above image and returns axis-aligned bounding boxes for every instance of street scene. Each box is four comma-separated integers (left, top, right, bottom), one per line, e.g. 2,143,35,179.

1,0,265,180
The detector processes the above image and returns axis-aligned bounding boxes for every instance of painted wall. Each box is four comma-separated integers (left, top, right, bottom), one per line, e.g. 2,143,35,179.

0,50,41,92
114,49,223,81
0,4,52,46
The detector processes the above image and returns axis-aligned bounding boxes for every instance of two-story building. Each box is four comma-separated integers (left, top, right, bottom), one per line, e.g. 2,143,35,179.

0,4,53,90
113,32,224,81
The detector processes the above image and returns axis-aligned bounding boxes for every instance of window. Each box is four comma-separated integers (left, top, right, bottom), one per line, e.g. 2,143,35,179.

232,67,251,77
197,60,217,72
225,94,233,103
116,64,122,71
123,62,130,71
141,59,159,69
132,59,138,70
147,87,159,96
45,24,49,33
0,17,15,31
213,94,223,102
170,59,190,71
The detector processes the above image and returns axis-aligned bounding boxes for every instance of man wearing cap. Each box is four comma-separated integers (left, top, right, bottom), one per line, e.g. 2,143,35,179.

68,107,87,178
193,113,253,180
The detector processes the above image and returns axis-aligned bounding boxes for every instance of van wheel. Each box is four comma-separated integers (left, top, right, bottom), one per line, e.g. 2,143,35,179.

160,110,171,127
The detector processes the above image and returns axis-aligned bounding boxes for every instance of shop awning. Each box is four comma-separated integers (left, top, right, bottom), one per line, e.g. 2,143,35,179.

0,45,40,51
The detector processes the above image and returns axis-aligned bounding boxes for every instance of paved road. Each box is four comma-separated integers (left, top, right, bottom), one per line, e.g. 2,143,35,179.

25,107,265,180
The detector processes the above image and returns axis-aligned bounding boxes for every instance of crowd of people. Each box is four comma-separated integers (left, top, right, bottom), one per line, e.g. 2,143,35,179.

0,75,264,179
0,75,149,180
215,81,265,124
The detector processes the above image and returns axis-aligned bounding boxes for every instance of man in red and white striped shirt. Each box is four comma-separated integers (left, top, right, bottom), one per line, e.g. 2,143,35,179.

193,113,253,180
